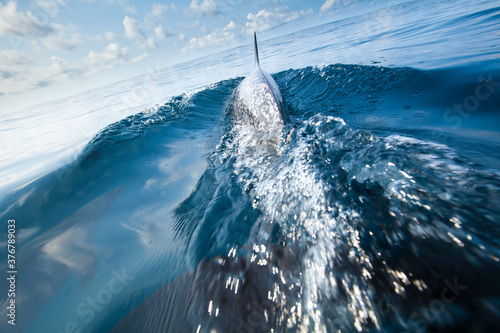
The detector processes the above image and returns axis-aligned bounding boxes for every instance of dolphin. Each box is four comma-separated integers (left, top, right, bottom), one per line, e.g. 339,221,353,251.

233,32,287,129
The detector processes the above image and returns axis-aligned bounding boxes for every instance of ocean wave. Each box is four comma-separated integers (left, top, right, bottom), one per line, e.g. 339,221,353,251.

1,63,499,332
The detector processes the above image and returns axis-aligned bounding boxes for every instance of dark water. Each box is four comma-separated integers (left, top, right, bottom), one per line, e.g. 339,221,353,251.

1,0,500,331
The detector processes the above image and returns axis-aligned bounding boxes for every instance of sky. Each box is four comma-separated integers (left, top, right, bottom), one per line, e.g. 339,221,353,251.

0,0,380,114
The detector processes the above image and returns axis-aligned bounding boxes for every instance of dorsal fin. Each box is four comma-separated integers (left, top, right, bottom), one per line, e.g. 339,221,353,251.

254,31,260,67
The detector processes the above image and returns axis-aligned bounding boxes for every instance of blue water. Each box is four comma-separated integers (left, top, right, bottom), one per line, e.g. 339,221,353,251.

1,0,500,332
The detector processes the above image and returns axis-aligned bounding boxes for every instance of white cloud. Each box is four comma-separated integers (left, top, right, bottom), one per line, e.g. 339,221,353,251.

321,0,336,12
143,37,157,50
177,20,201,30
105,0,128,5
0,1,81,52
0,50,35,66
145,3,170,27
92,30,121,42
86,42,127,65
178,33,185,41
182,20,238,51
321,0,353,12
0,52,82,94
136,37,158,51
150,3,169,16
85,43,148,74
0,1,54,37
246,4,313,33
125,4,137,14
33,23,84,51
45,55,82,81
0,49,27,87
154,24,171,40
0,42,149,95
38,33,83,51
123,15,146,40
190,0,218,17
33,0,66,17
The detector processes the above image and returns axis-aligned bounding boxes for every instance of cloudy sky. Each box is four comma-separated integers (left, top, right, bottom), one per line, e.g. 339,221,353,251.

0,0,377,113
